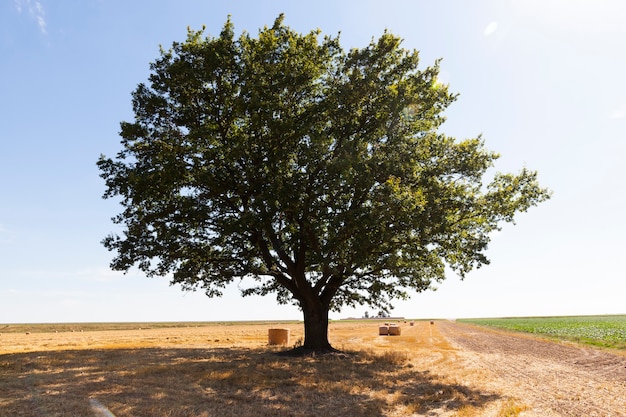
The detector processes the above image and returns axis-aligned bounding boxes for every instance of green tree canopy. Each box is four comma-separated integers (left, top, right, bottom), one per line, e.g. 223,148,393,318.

98,15,550,352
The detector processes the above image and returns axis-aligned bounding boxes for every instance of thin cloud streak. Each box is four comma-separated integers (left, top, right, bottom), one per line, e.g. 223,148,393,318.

610,104,626,120
0,224,15,244
484,21,498,36
14,0,47,34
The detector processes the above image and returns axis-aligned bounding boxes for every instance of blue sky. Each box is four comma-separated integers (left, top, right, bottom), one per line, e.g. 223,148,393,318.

1,0,625,323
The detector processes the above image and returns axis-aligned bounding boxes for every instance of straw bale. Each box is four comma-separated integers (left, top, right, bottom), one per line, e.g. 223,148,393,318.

388,325,401,336
268,328,290,345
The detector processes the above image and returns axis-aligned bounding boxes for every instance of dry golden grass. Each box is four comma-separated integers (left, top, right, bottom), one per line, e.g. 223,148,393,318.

0,320,526,416
495,399,530,417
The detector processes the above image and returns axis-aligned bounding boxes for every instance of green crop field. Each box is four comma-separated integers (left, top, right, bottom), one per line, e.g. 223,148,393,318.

459,315,626,350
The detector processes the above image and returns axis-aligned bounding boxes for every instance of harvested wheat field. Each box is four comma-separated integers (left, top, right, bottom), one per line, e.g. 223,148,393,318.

1,320,625,416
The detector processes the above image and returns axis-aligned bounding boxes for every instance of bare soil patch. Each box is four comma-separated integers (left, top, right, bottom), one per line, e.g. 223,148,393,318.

1,320,624,416
438,321,626,416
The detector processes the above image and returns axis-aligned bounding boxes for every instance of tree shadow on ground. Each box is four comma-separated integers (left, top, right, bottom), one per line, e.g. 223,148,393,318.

1,347,500,416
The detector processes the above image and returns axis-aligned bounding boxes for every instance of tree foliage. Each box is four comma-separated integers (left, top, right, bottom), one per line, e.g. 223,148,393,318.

98,15,550,350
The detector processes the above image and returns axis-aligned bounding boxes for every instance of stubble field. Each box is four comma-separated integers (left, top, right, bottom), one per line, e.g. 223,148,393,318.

1,320,625,416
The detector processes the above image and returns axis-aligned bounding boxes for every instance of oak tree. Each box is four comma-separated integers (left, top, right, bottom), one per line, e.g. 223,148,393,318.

98,15,550,352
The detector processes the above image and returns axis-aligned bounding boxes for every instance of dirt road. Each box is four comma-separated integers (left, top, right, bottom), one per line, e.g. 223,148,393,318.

436,321,626,416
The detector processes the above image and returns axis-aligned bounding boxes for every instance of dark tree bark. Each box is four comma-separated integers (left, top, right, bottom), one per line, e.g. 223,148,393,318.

302,299,332,351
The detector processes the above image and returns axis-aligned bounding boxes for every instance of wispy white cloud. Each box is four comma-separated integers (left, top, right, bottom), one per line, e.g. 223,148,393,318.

77,267,128,283
13,266,133,282
610,104,626,120
483,21,498,36
512,0,626,35
14,0,47,35
0,224,15,244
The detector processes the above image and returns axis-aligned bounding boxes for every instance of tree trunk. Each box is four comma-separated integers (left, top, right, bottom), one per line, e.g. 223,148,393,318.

301,299,333,352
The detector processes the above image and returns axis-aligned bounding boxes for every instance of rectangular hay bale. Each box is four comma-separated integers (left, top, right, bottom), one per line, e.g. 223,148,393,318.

388,325,401,335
